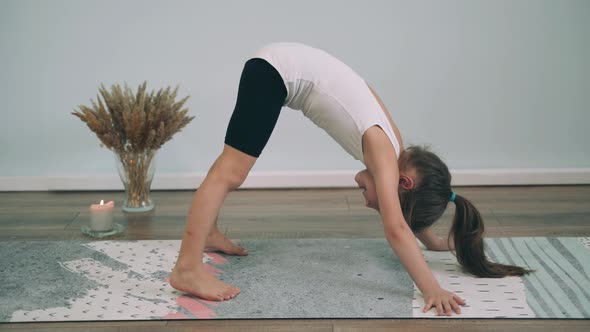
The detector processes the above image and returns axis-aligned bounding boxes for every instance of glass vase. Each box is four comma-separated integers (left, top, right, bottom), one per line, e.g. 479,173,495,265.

115,150,157,213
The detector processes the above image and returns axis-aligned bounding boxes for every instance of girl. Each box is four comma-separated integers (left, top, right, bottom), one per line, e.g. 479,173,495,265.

169,42,530,316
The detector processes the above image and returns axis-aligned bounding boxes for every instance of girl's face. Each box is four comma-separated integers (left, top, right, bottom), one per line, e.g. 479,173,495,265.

354,169,379,211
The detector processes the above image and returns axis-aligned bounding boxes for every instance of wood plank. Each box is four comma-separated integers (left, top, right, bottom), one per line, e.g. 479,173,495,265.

0,319,331,332
0,320,166,331
167,319,333,332
0,213,79,240
333,318,590,332
2,319,589,332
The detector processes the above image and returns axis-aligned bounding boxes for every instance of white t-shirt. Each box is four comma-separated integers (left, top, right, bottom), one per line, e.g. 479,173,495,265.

252,42,401,164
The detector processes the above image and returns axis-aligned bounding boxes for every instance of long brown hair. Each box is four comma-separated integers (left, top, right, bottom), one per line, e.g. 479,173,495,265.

399,145,532,278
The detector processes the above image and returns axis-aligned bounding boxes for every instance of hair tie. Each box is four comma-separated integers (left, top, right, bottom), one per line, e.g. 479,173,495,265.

450,192,456,202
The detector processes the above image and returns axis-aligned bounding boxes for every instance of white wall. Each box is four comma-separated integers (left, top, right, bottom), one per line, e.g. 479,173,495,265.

1,0,589,190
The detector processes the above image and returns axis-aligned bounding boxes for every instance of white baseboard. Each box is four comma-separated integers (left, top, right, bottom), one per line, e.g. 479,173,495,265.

1,168,589,191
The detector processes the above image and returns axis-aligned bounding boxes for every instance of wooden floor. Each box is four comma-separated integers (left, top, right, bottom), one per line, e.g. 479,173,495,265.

1,186,589,331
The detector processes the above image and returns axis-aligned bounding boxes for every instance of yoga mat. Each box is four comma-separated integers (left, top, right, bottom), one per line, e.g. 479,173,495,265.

0,237,589,322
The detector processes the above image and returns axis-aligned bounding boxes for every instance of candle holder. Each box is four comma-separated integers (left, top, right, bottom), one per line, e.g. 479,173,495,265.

82,223,125,238
82,200,125,238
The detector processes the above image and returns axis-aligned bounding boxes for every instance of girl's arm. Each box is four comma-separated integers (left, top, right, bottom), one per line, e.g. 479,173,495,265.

416,227,455,251
362,126,464,316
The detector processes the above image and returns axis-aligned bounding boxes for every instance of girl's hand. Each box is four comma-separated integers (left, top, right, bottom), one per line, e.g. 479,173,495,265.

422,287,465,316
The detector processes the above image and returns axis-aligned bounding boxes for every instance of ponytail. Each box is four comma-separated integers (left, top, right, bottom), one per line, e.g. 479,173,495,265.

450,194,532,278
398,145,533,277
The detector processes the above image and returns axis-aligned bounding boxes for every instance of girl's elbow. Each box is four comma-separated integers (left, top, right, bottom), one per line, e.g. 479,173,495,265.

384,223,411,240
433,238,454,251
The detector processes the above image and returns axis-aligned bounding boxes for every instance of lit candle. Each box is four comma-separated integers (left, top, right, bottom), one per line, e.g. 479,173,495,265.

89,200,115,232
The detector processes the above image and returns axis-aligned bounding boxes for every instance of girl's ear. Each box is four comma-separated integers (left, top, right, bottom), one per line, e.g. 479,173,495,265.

399,174,415,190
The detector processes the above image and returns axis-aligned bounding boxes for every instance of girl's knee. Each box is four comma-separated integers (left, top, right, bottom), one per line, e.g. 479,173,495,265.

206,146,255,190
207,164,248,191
226,170,247,190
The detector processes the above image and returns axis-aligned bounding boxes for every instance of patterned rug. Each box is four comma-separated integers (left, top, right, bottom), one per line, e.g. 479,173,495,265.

1,237,589,322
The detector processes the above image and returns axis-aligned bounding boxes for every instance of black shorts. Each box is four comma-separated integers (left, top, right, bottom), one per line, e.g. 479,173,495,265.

224,58,288,158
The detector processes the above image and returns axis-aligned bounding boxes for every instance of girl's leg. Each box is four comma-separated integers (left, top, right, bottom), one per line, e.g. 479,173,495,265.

170,144,256,301
170,57,287,301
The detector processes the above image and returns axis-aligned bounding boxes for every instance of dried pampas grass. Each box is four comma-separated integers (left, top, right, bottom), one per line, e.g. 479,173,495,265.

72,81,194,153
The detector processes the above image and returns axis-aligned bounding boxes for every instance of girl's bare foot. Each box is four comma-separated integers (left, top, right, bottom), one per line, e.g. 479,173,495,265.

170,265,240,301
206,230,248,256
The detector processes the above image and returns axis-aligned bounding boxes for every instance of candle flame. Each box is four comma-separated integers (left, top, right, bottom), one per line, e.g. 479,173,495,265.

100,200,104,205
